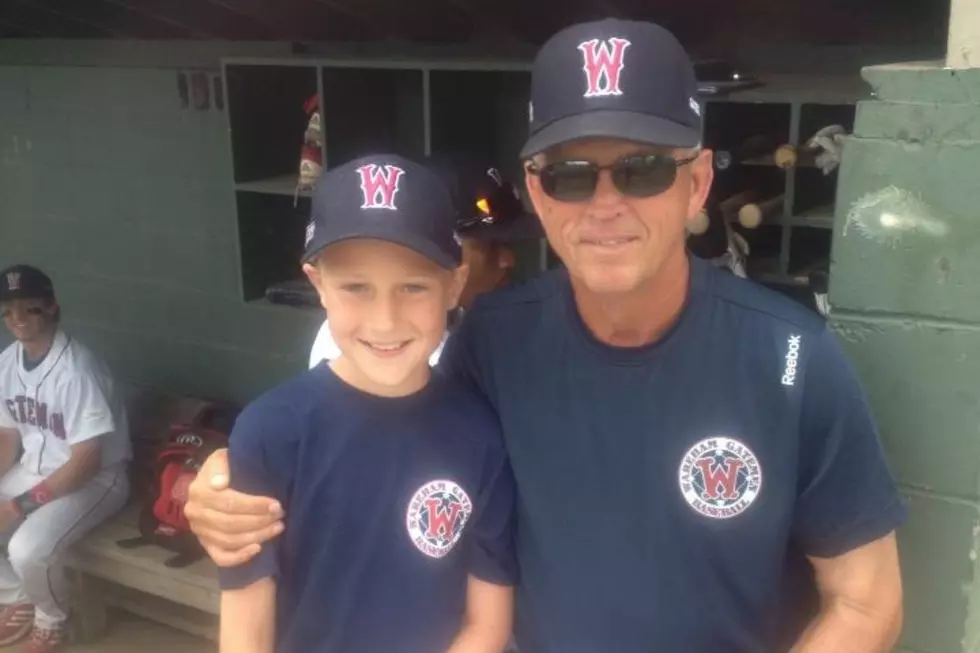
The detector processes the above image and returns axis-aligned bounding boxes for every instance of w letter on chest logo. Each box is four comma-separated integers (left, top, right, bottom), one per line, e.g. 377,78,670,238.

695,458,744,500
578,37,631,97
356,164,405,210
424,499,464,538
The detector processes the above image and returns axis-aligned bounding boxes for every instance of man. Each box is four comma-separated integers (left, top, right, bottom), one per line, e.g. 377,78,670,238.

184,19,905,653
0,265,131,653
309,152,541,368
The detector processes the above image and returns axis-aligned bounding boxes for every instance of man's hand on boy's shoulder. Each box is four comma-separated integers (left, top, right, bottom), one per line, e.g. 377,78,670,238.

186,448,285,567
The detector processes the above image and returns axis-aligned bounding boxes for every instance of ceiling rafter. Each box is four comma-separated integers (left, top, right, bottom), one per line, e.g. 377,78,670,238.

15,0,190,38
121,0,273,40
0,16,43,36
95,0,212,38
9,0,122,37
436,0,527,45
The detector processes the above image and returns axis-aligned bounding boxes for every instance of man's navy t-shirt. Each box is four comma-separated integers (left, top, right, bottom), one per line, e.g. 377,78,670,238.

440,255,906,653
218,364,517,653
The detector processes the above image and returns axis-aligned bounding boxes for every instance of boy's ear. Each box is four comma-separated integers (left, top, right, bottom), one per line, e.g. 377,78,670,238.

302,262,329,311
447,263,470,311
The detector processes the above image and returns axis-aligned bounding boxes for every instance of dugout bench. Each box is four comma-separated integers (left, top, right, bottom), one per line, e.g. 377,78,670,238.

65,389,221,643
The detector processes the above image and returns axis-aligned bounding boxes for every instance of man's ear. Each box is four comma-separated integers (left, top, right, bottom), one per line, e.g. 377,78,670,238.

447,263,470,310
687,149,714,221
523,164,549,222
302,262,330,311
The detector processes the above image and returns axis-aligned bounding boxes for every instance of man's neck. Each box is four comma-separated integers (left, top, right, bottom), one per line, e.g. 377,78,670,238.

571,249,691,348
21,330,56,363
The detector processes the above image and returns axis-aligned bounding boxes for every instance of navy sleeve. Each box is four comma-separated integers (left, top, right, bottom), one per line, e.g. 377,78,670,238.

792,326,907,558
437,314,491,401
466,434,518,586
217,402,296,590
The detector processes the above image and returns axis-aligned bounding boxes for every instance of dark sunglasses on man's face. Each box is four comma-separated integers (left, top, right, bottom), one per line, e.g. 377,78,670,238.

526,152,700,203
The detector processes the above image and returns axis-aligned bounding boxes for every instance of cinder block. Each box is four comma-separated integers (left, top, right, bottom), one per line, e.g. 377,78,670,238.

48,270,320,360
855,102,980,143
862,63,980,105
66,323,302,405
830,138,980,321
0,66,27,113
895,492,978,653
831,318,980,500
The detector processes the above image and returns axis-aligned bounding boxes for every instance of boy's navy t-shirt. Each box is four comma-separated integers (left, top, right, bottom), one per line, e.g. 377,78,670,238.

218,365,517,653
440,255,907,653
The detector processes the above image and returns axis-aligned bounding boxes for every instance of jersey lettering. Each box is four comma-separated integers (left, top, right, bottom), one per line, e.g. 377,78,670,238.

578,37,631,97
695,457,744,501
3,394,65,440
357,164,405,210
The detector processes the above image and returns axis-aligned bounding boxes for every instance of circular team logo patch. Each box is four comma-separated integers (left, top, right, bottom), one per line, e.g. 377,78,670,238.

406,480,473,559
678,437,762,520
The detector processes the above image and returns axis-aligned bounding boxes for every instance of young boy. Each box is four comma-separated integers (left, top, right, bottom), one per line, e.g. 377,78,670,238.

308,152,542,369
218,154,517,653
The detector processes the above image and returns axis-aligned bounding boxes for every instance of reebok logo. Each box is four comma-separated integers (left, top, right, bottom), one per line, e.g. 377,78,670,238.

781,335,802,386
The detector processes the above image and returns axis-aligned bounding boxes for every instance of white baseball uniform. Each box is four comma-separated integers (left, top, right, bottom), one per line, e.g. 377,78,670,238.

0,329,131,627
309,319,448,370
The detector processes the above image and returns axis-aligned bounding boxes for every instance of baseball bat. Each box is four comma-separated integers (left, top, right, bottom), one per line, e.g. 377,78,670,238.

738,194,785,229
773,144,819,169
714,135,777,170
717,189,760,221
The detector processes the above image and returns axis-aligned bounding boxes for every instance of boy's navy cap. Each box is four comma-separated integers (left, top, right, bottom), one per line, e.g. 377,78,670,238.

0,265,55,302
303,154,462,268
521,18,702,158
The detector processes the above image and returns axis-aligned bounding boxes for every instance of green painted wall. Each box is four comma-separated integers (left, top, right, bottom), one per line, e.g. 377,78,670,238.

831,63,980,653
0,42,323,403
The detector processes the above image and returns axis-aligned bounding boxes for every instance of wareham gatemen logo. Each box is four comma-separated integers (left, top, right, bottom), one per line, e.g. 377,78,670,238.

406,479,473,558
678,437,762,519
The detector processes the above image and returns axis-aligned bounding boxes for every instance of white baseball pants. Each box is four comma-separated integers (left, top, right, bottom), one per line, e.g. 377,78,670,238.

0,463,129,628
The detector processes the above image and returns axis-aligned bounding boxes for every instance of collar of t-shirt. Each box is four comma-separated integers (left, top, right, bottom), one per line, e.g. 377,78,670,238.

16,330,70,382
560,255,711,365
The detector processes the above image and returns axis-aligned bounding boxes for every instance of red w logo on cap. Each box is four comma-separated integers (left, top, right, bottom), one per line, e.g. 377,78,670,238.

578,37,631,98
357,164,405,210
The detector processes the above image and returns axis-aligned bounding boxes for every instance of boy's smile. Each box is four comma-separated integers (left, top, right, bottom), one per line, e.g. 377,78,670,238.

304,238,467,398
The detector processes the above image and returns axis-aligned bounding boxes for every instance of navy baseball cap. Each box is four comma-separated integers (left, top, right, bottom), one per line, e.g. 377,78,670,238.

425,153,544,243
0,265,55,302
302,154,462,269
521,18,702,158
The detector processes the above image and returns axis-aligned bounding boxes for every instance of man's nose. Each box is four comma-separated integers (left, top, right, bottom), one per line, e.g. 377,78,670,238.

587,170,628,220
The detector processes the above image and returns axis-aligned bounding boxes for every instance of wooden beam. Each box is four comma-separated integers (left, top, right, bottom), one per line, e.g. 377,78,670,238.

8,0,122,37
0,16,43,36
947,0,980,68
437,0,527,45
97,0,212,38
18,0,178,38
111,0,277,40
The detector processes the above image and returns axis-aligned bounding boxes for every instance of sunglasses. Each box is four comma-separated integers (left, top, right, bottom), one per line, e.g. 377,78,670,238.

526,153,700,203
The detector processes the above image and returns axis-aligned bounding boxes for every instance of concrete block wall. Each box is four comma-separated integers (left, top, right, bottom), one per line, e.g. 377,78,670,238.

830,62,980,653
0,41,323,404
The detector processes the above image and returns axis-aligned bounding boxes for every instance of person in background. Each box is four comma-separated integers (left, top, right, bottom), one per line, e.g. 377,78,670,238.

0,265,130,653
308,152,542,369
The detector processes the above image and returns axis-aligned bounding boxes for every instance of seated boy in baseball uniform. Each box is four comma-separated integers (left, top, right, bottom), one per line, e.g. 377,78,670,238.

0,265,131,653
219,155,517,653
